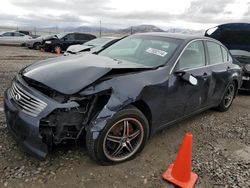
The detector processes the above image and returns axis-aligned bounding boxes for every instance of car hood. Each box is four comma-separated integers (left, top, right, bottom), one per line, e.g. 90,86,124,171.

67,45,93,53
22,54,150,94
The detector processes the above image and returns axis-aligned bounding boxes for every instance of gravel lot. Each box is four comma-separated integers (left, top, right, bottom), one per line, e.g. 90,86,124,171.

0,46,249,188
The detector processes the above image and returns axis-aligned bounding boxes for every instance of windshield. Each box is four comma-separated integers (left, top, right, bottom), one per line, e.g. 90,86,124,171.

56,33,68,39
84,37,113,47
99,35,182,68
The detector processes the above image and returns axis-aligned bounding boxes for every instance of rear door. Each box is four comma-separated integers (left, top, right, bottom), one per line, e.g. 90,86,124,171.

13,32,26,44
205,41,232,105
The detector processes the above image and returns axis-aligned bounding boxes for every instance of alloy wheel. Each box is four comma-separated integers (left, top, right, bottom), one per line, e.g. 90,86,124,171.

103,118,144,162
224,84,235,108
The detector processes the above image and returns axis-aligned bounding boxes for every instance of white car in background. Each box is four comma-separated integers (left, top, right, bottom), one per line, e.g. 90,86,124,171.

0,31,32,46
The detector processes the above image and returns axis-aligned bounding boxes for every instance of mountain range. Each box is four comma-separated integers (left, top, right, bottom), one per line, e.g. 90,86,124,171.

1,24,205,36
62,24,204,35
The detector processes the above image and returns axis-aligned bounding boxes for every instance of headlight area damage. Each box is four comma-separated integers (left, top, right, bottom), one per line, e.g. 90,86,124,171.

39,89,111,152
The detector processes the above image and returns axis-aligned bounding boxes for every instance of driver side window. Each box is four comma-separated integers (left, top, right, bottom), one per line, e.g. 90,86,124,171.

2,32,13,37
63,34,74,41
175,41,205,71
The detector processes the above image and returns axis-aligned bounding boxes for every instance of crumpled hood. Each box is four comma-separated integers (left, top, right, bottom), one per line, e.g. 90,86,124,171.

22,54,149,94
67,45,92,53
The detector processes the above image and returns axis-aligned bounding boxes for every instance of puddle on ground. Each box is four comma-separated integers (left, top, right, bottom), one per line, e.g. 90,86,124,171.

216,138,250,162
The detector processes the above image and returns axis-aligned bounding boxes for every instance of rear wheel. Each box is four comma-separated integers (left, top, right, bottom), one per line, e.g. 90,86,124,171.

216,82,236,112
86,106,149,165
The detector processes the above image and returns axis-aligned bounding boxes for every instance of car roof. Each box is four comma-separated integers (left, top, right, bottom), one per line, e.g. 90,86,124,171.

214,22,250,30
134,32,209,41
0,31,24,34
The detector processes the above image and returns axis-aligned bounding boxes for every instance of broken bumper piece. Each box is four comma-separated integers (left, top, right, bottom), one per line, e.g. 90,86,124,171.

4,90,48,159
3,77,80,159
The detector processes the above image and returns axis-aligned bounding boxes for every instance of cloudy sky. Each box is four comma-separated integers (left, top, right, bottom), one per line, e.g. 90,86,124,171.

1,0,250,30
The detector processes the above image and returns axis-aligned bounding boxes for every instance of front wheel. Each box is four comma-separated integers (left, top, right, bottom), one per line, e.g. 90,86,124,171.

33,42,41,50
216,82,236,112
86,106,149,165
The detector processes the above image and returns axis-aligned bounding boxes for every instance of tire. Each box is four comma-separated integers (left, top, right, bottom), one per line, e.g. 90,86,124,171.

33,42,41,50
86,106,149,165
216,82,236,112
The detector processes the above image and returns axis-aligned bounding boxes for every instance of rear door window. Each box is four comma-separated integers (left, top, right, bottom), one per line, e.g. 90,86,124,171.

75,34,95,40
206,41,223,65
75,34,86,40
14,33,24,37
64,34,75,41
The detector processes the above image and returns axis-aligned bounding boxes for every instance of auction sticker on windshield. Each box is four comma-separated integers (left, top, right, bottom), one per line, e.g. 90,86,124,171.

146,48,168,57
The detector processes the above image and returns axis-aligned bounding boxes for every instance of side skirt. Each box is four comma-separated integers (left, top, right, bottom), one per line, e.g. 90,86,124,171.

151,104,217,135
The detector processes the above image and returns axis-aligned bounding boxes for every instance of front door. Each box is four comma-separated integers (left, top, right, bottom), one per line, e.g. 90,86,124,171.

61,34,76,51
164,40,211,122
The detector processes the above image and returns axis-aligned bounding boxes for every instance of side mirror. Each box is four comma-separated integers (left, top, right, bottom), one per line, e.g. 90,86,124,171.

175,71,198,86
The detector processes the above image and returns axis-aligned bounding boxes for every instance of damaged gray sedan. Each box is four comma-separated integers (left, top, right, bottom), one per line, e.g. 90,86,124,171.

4,33,242,164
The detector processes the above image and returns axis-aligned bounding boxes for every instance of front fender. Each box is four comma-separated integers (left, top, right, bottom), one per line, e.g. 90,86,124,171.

81,79,138,136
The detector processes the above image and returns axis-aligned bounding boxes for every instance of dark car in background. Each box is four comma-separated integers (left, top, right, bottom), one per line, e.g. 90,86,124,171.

64,37,121,55
42,32,96,53
4,33,242,164
205,23,250,91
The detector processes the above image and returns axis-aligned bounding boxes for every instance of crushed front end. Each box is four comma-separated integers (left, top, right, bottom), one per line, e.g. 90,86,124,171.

4,74,110,159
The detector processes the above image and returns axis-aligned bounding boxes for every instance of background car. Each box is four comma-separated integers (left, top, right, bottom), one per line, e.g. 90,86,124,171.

4,33,242,164
17,30,39,38
64,37,120,55
42,32,96,53
26,34,56,50
205,23,250,91
0,31,32,46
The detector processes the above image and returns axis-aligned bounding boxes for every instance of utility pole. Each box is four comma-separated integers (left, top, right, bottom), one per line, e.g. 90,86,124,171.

99,20,102,37
130,26,133,35
16,24,18,31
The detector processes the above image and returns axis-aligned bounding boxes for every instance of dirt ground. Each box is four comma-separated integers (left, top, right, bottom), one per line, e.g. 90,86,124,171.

0,46,249,188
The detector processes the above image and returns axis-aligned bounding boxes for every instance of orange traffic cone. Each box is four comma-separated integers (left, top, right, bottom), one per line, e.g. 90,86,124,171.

162,133,198,188
40,48,45,52
55,47,61,55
